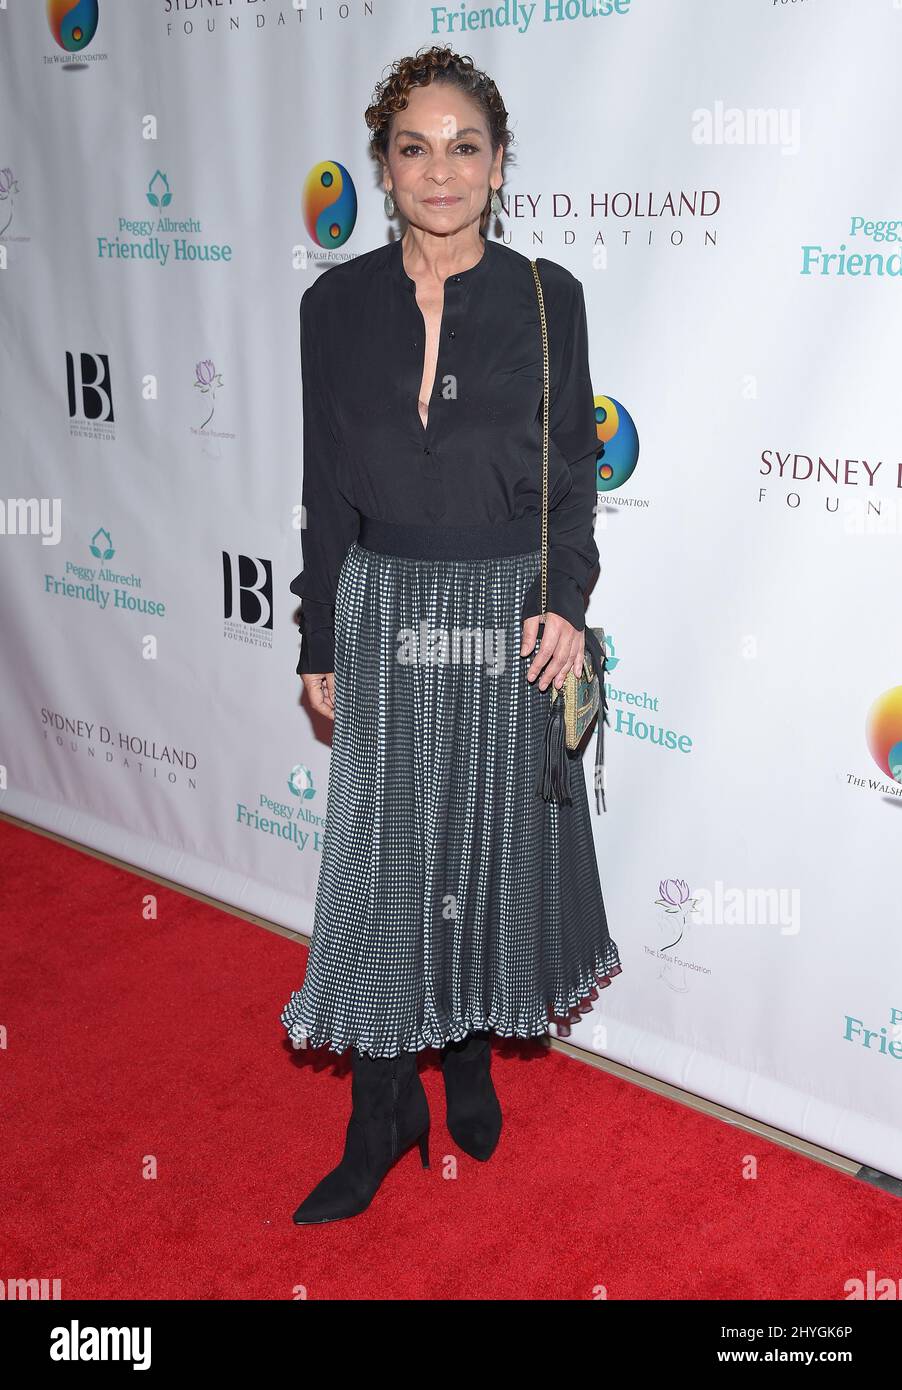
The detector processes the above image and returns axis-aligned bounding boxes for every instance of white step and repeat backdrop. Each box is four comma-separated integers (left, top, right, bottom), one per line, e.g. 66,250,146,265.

2,1,900,1177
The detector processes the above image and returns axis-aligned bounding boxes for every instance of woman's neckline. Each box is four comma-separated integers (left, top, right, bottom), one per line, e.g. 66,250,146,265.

395,233,491,290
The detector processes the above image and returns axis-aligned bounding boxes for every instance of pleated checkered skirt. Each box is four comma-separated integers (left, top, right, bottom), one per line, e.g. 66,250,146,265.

280,515,622,1059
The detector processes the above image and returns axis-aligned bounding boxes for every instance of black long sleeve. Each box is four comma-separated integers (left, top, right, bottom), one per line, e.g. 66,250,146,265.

290,285,360,675
523,274,600,630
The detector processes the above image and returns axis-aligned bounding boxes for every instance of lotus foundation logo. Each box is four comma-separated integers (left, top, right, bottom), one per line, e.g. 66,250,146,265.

194,359,223,432
0,167,21,239
649,873,802,991
95,173,232,268
303,162,357,251
650,878,706,993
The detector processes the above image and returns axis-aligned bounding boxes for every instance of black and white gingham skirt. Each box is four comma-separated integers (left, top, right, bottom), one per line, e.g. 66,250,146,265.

280,515,622,1059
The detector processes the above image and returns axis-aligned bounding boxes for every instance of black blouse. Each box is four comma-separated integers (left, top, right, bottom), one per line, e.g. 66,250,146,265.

290,233,600,675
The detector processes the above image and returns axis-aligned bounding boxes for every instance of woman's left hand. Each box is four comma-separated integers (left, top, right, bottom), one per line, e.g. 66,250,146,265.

520,612,585,691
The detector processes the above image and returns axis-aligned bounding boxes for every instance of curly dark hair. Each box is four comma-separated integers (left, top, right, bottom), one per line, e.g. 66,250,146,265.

364,44,515,197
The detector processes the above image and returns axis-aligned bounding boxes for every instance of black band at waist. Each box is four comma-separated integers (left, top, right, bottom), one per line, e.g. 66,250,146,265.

356,514,541,560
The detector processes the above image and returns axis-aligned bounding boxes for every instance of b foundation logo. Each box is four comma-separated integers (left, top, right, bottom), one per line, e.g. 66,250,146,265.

303,162,358,252
95,172,233,268
846,685,902,802
235,766,325,856
67,350,114,440
222,552,273,652
45,528,166,623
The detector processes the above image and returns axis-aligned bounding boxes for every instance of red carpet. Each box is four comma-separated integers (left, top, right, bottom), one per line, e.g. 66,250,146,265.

1,815,897,1300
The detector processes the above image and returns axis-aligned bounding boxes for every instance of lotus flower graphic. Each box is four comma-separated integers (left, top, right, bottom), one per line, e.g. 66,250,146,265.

0,167,20,237
654,877,699,992
194,359,223,431
89,527,114,561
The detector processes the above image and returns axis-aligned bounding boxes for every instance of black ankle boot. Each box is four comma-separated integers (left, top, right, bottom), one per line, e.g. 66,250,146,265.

292,1047,431,1225
439,1029,502,1161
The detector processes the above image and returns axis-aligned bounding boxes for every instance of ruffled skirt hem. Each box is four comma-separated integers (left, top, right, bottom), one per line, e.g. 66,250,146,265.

280,942,624,1059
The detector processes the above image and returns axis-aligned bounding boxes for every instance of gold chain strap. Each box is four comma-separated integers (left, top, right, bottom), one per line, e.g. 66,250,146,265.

529,259,549,618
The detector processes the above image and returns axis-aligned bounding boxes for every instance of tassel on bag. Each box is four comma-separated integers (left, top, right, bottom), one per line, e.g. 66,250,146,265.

536,650,572,804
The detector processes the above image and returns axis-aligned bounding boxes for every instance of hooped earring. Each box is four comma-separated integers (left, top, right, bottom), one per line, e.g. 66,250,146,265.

384,188,395,218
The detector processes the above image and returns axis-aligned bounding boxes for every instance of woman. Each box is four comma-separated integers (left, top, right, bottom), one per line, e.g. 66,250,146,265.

281,45,622,1225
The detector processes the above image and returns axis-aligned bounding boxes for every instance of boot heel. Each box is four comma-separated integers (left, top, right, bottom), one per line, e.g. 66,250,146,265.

292,1047,432,1225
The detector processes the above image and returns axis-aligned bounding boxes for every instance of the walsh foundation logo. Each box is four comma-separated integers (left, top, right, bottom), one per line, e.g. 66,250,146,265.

846,685,902,803
595,394,639,496
96,172,232,267
47,0,98,50
303,161,357,251
46,0,103,60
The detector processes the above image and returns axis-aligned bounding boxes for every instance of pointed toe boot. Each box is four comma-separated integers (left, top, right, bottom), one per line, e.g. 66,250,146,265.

440,1029,502,1161
292,1046,430,1225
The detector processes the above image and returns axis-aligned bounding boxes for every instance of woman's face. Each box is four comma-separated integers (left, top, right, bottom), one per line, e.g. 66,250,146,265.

383,82,503,236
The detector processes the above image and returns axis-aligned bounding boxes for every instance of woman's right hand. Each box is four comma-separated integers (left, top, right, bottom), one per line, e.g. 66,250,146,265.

302,672,335,721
